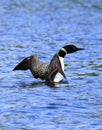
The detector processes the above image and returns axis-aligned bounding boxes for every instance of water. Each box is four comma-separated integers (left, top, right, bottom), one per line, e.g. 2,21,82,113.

0,0,102,129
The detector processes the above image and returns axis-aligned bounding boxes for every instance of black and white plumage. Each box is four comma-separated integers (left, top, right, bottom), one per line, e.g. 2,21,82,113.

13,45,84,83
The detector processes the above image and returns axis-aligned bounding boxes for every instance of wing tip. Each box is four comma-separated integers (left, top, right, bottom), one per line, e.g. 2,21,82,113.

13,57,31,71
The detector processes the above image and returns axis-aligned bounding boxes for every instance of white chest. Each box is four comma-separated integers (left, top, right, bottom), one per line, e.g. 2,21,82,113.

54,57,64,82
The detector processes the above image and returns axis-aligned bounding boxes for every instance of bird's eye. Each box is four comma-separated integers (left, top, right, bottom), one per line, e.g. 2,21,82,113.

73,47,76,50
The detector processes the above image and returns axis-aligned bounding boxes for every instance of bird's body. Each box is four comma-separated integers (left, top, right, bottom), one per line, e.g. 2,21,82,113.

53,56,64,82
13,45,84,83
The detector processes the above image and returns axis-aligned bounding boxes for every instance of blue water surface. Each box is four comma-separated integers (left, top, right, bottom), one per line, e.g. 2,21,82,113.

0,0,102,130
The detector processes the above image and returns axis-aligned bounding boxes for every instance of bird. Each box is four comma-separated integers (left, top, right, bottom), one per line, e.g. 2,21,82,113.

13,45,84,83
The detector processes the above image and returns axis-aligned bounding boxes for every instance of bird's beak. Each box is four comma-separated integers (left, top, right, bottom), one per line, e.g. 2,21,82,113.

77,48,84,51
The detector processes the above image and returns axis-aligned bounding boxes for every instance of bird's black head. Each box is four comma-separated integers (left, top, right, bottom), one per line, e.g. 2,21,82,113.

58,45,84,57
63,45,84,53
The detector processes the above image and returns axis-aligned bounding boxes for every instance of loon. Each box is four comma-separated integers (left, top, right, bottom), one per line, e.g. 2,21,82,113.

13,45,84,83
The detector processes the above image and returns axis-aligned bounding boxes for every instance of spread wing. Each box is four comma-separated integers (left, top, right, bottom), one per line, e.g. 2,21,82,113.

46,54,66,82
13,56,33,71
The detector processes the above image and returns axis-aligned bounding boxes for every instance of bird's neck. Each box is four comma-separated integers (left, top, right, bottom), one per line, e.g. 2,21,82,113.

58,48,67,58
59,56,64,71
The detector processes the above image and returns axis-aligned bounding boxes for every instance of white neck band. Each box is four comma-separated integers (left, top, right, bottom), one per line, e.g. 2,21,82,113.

61,48,67,54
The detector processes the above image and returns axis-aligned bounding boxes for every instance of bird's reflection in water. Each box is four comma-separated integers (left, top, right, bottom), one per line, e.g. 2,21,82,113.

18,79,69,88
45,80,68,88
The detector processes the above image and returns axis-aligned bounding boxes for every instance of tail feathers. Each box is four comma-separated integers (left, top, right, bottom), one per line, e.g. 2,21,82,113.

13,56,32,71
